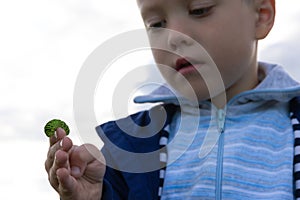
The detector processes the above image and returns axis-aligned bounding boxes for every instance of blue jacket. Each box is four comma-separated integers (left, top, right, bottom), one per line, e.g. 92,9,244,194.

97,64,300,200
97,104,177,200
96,97,300,200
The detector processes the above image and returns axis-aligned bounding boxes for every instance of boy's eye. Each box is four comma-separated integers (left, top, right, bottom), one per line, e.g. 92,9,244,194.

149,20,166,28
189,6,213,16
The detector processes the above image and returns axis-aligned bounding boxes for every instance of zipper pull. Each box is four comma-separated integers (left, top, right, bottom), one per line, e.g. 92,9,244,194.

217,109,226,133
198,108,226,158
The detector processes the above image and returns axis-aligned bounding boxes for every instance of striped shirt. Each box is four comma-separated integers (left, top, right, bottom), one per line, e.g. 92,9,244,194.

135,62,300,199
163,100,293,200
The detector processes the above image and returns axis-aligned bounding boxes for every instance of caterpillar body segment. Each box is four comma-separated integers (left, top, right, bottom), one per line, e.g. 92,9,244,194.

44,119,70,137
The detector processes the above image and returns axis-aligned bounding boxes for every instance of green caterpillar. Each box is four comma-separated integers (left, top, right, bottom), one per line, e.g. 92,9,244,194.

44,119,70,137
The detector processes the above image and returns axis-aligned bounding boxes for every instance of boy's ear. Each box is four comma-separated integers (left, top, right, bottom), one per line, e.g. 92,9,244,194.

255,0,276,39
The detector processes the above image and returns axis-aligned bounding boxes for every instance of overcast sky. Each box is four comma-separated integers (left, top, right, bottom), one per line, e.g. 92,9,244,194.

0,0,299,199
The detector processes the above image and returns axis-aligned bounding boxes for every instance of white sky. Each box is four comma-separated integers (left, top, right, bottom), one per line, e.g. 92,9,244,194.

0,0,299,199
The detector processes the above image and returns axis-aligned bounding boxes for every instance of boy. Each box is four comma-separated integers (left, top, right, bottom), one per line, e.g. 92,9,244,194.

45,0,300,199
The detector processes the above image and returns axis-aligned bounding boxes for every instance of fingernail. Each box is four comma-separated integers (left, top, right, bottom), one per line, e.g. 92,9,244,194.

59,139,63,147
54,131,58,139
71,166,80,176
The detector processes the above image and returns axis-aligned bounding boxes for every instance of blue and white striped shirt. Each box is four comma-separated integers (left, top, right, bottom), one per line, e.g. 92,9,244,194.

136,62,300,199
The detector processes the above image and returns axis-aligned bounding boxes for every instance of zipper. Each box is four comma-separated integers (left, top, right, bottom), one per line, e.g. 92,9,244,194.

198,108,226,158
216,108,225,200
217,109,226,133
198,106,226,199
216,129,224,200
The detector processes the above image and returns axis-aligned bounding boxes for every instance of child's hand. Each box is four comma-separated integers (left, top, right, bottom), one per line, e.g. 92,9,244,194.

45,127,106,200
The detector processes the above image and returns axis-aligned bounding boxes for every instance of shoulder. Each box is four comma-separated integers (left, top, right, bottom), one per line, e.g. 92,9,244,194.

290,96,300,121
96,104,178,153
96,104,178,173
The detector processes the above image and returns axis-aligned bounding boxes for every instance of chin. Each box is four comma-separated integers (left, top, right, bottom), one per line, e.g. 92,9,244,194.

171,83,210,103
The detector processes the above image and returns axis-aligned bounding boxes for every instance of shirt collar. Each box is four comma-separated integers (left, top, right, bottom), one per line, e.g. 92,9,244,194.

134,62,300,106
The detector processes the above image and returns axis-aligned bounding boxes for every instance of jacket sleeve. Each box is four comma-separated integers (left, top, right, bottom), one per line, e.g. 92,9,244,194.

100,147,129,200
97,105,177,200
101,170,128,200
101,168,129,200
101,179,114,200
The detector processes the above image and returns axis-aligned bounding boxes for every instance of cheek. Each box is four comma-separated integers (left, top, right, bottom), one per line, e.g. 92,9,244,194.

151,49,173,76
204,11,256,65
204,29,255,85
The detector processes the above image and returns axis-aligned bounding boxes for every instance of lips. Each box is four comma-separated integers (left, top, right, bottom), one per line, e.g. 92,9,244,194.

175,57,197,72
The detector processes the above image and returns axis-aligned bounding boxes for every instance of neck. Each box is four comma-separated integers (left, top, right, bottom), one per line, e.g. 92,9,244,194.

211,61,260,109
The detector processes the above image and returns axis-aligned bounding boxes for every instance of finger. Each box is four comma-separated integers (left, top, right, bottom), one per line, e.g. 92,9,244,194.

49,127,67,146
45,137,73,172
49,149,70,189
69,144,105,178
45,140,63,173
56,167,76,196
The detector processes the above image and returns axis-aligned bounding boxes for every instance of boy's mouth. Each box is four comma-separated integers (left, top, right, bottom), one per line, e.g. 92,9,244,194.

175,57,198,74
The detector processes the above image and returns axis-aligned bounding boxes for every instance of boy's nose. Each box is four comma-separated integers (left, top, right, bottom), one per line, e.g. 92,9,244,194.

167,27,193,52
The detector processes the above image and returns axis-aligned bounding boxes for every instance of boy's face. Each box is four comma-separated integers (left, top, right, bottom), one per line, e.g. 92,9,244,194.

137,0,275,103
